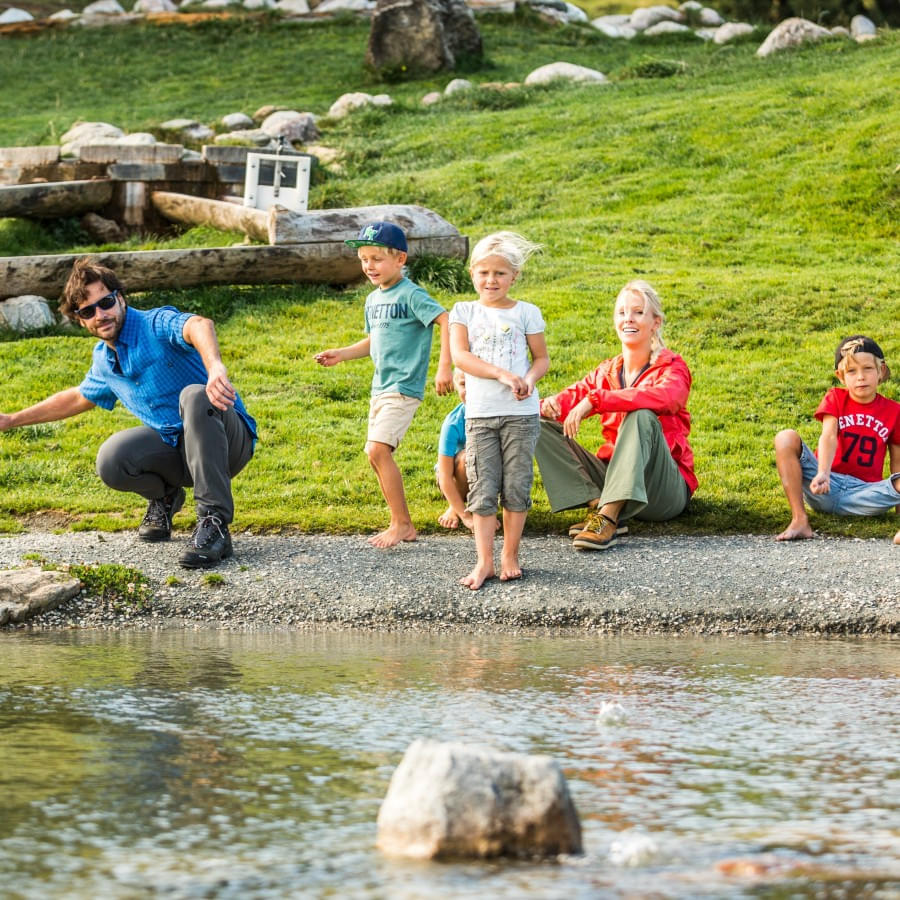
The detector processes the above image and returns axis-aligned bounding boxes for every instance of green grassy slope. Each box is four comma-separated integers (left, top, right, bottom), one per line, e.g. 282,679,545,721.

0,18,898,537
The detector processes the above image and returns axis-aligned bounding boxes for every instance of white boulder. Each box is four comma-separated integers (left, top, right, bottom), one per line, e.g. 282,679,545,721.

629,4,682,30
714,21,753,42
315,0,374,10
0,7,33,22
276,0,310,11
444,78,473,95
644,19,691,34
524,61,608,85
259,109,320,142
132,0,177,10
850,14,876,36
376,740,583,859
82,0,126,12
0,296,55,333
327,92,392,118
49,8,79,17
222,112,255,130
756,17,833,56
60,121,126,156
697,6,723,25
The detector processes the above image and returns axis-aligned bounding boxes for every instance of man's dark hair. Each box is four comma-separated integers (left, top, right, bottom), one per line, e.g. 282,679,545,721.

60,258,124,318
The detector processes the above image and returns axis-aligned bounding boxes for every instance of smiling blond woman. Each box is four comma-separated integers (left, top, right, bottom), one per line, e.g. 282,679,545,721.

536,280,697,551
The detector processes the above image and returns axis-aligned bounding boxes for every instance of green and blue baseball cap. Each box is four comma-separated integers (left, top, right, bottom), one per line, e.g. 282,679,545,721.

345,221,408,253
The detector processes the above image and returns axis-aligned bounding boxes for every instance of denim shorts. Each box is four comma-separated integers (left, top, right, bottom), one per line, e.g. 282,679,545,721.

799,441,900,516
465,415,540,515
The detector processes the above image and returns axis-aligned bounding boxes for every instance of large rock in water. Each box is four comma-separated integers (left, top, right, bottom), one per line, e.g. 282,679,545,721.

376,739,583,859
366,0,483,75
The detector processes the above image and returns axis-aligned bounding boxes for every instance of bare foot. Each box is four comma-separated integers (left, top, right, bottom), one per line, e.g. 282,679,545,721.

459,562,495,591
894,529,900,545
499,558,522,582
775,523,814,541
368,523,417,548
438,507,459,529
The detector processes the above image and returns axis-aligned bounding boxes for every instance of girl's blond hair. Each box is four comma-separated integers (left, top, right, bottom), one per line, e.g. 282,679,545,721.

617,279,666,352
469,231,542,273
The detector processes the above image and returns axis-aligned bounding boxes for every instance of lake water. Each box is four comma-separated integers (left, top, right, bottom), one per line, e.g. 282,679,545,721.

1,631,898,898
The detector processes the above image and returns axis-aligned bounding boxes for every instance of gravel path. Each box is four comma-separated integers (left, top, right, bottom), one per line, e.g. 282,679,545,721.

1,529,898,634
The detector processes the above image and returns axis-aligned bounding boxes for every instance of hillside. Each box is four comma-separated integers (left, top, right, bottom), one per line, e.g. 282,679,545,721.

0,16,898,537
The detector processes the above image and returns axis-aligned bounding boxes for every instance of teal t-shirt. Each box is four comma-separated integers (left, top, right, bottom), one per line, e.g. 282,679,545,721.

364,277,445,401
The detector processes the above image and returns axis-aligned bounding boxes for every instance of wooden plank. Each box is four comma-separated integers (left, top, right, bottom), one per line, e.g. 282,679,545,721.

268,203,462,246
0,179,113,218
151,190,269,241
0,236,469,300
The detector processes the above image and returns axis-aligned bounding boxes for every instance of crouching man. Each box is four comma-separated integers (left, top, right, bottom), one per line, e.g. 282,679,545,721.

0,258,257,568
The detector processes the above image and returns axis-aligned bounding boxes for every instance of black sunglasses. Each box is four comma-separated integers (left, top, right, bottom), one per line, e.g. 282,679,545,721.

75,291,119,320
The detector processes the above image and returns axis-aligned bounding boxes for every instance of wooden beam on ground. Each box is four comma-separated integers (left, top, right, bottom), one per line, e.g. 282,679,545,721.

0,236,469,300
267,203,463,246
0,179,113,219
151,191,269,242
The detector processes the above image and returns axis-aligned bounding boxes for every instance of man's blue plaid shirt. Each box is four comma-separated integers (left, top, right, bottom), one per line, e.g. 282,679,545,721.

78,306,257,447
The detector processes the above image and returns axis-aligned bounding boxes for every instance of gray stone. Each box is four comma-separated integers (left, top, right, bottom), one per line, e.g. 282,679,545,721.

644,19,691,34
48,8,79,17
222,112,255,130
629,4,682,30
81,212,126,243
855,31,878,42
259,110,320,142
830,25,850,36
422,90,442,105
850,14,876,36
756,17,833,56
466,0,513,10
591,18,636,37
160,119,215,142
327,91,392,118
0,568,81,626
60,121,126,157
591,12,628,25
315,0,373,9
697,6,723,25
276,0,310,12
0,7,33,22
714,21,753,42
244,0,275,8
0,296,55,332
444,77,472,95
366,0,483,75
524,61,608,85
132,0,177,10
563,2,587,23
376,739,583,859
82,0,126,12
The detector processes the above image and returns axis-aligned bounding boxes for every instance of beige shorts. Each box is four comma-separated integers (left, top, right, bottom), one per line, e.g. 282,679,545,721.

367,392,421,449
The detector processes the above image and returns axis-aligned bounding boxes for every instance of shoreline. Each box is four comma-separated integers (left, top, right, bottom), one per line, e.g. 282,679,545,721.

1,529,898,634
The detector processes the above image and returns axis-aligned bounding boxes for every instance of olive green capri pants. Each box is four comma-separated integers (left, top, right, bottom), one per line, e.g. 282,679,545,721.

535,409,689,522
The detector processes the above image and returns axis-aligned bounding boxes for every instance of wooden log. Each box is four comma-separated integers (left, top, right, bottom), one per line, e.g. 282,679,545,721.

0,179,113,218
0,236,469,300
267,203,462,246
151,190,269,241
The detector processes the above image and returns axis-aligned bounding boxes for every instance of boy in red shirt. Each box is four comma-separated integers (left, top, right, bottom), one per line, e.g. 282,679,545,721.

774,336,900,544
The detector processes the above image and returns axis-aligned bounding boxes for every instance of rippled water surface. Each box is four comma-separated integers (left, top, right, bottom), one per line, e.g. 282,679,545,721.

1,631,898,898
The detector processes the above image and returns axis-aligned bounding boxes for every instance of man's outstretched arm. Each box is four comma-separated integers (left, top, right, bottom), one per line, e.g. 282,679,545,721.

0,388,95,431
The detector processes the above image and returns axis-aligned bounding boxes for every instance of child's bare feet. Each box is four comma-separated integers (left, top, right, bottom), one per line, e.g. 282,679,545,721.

775,520,814,541
368,523,417,548
894,529,900,545
438,507,459,529
460,562,495,591
499,552,522,582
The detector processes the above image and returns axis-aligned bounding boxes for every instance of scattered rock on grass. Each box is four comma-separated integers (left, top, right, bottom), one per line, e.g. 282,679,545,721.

524,61,608,85
0,296,55,332
756,16,834,56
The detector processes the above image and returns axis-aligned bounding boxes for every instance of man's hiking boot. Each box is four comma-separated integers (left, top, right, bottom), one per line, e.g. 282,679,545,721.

568,516,628,539
572,511,621,551
138,487,185,542
179,513,233,568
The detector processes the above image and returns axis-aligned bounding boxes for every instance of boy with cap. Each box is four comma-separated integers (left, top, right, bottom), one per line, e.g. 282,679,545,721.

774,335,900,543
316,221,453,548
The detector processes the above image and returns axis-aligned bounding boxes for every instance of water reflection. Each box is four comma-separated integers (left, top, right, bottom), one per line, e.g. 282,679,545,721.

0,631,898,897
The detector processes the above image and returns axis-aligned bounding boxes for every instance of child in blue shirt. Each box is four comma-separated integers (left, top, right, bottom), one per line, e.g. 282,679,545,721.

437,369,471,530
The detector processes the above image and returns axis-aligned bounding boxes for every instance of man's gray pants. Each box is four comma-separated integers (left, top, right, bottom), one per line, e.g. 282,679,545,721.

95,384,254,525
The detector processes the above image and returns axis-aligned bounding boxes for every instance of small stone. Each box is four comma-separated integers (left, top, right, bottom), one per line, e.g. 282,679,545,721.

0,7,33,22
524,62,608,86
0,296,55,332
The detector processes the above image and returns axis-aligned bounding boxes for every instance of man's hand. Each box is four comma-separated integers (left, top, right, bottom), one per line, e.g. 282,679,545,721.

206,362,236,411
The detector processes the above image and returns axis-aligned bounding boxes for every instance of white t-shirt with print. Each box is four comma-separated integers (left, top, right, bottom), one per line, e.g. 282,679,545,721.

449,300,546,417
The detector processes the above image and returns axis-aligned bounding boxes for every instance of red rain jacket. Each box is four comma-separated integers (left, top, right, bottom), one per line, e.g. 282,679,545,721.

548,348,697,495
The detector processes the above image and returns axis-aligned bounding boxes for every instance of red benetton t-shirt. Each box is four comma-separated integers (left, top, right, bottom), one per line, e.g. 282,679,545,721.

815,388,900,482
